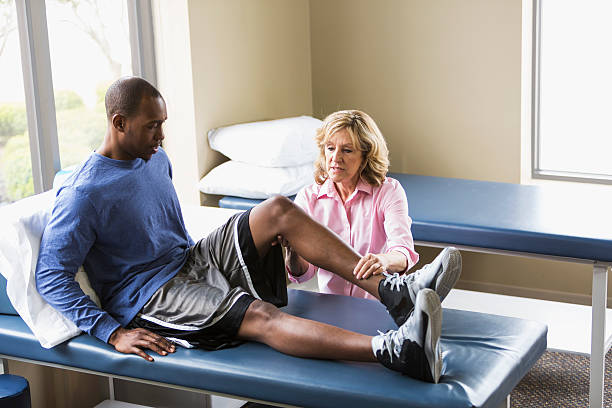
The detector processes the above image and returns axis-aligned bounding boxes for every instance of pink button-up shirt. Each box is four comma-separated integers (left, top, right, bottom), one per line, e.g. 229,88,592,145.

288,177,419,300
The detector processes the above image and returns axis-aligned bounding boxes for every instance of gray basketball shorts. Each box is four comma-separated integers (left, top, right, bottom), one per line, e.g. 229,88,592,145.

127,208,287,350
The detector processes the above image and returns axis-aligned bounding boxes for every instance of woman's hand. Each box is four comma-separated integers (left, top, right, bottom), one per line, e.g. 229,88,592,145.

353,253,389,280
353,251,407,280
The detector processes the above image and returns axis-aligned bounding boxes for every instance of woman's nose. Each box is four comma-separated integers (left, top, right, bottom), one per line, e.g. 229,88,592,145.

331,150,341,162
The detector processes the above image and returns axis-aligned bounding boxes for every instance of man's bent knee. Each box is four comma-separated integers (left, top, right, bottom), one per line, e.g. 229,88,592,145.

238,300,283,340
256,195,302,230
263,195,295,218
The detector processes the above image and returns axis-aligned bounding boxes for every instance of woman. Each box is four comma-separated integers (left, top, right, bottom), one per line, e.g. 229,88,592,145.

285,110,421,300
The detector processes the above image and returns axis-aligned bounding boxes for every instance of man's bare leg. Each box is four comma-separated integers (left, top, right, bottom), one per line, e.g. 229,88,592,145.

237,291,444,383
237,300,376,362
249,196,462,325
249,196,383,298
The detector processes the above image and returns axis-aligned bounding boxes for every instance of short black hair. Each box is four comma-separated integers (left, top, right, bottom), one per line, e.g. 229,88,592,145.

105,76,163,120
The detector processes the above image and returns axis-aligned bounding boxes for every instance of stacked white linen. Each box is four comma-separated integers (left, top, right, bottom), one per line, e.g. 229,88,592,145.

199,115,321,199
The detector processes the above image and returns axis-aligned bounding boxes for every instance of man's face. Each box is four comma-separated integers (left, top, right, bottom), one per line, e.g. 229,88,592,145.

119,96,167,161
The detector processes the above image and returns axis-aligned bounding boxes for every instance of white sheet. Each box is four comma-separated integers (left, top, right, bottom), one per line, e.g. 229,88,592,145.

0,192,239,348
181,204,241,238
198,160,313,199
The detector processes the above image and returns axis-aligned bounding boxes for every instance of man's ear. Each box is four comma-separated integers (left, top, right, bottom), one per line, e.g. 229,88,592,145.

112,114,126,132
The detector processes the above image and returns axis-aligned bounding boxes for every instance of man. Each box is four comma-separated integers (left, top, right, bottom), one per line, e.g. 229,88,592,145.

36,77,461,383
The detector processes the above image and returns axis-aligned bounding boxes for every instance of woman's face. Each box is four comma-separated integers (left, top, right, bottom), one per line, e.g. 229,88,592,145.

325,128,364,186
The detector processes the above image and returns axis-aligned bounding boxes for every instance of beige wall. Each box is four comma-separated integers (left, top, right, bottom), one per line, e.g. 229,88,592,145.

309,0,600,303
155,0,313,205
310,0,521,182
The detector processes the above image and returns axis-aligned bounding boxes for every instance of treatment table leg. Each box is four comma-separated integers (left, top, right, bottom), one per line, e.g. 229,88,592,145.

108,377,115,400
495,394,510,408
590,263,609,408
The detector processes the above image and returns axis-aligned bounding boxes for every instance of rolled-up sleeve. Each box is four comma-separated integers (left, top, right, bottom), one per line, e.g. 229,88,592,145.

286,188,317,283
382,181,419,272
286,263,316,284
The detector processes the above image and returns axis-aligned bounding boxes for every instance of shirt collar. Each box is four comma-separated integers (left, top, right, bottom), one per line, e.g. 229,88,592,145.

316,177,373,199
355,178,373,195
317,178,336,199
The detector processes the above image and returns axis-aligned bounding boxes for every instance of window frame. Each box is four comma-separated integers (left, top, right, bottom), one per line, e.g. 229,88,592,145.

14,0,156,194
531,0,612,185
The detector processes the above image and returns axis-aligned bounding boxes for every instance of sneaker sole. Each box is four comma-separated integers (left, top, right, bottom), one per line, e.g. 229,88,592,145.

419,289,443,383
434,247,462,304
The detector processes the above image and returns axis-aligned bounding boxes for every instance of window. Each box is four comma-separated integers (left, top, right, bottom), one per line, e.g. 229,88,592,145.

46,0,133,169
533,0,612,183
0,0,155,203
0,0,33,204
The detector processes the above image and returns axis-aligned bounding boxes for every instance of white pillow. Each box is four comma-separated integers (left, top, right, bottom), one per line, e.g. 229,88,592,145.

207,115,322,167
0,191,100,348
199,160,314,199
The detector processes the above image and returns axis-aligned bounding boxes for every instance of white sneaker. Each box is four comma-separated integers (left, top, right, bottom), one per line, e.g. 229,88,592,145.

372,288,443,383
378,247,461,326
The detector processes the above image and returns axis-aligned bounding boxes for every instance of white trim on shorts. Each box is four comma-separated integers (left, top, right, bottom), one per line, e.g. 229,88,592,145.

232,219,261,300
139,292,249,332
138,314,201,331
166,337,196,349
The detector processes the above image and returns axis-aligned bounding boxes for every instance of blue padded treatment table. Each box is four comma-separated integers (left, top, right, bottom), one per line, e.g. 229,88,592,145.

219,196,266,209
0,288,546,408
0,276,16,315
220,194,295,210
219,173,612,262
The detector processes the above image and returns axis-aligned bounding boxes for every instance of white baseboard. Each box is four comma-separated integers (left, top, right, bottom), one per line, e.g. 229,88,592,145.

455,279,605,306
95,401,152,408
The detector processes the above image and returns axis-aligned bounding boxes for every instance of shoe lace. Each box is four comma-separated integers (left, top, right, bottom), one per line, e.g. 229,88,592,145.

376,329,400,362
376,319,412,363
382,270,416,292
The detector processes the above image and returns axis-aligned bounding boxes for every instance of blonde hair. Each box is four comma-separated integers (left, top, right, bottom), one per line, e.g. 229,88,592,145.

314,110,389,186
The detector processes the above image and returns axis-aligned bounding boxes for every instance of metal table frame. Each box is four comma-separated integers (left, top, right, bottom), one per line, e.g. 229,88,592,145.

418,240,612,408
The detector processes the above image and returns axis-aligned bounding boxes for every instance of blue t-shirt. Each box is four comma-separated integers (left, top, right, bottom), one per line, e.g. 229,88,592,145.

36,148,194,343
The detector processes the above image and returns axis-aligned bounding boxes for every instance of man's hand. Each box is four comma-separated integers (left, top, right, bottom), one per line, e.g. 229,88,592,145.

108,327,176,362
274,234,290,249
275,234,309,277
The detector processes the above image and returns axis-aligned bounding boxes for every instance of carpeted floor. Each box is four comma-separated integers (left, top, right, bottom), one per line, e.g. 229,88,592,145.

511,350,612,407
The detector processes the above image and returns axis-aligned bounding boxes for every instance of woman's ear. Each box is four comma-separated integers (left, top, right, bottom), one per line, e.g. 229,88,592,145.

359,153,368,173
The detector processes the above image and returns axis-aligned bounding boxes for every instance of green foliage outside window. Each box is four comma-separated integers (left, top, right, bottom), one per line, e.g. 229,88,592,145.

0,88,107,202
2,132,33,201
54,89,84,111
0,104,27,141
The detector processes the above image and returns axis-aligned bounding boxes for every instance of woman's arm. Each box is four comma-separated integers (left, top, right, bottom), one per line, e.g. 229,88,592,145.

353,179,419,280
